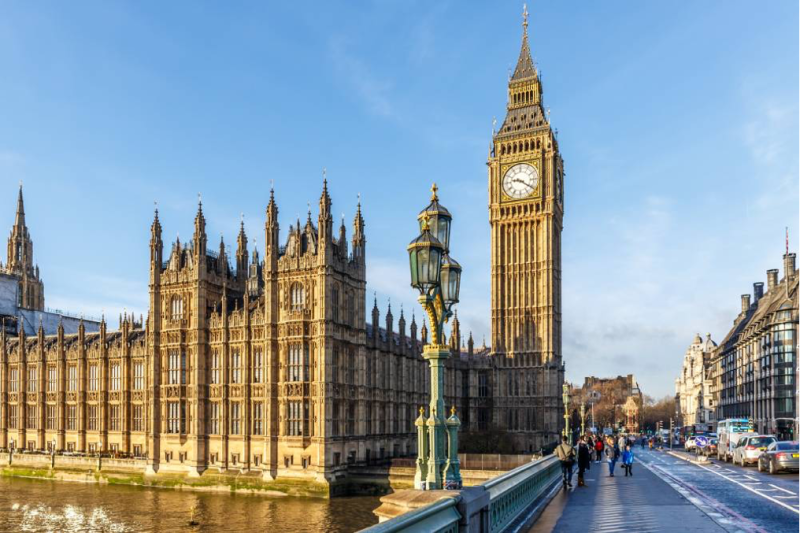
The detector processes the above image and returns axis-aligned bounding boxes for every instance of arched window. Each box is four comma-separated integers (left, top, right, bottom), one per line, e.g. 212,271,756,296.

171,296,184,320
290,283,305,311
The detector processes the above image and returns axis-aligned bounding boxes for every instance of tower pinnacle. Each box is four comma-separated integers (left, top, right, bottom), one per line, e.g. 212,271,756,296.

511,5,537,81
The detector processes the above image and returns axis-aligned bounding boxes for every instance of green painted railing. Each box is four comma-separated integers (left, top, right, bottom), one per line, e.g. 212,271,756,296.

360,454,561,533
483,455,560,532
362,497,461,533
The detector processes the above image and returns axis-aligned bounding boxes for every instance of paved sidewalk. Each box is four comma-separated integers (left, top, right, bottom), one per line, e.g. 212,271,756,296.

527,457,727,533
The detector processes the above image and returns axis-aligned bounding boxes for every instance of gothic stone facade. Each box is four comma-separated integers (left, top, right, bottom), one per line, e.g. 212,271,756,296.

486,13,565,451
0,183,500,484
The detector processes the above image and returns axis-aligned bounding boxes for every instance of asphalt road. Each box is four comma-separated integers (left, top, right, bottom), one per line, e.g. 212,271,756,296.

637,447,799,533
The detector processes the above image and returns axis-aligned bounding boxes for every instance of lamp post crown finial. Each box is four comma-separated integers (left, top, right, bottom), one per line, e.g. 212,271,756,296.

430,183,438,201
421,213,431,232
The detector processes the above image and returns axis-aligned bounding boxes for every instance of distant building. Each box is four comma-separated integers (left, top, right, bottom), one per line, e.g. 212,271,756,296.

0,186,100,336
572,375,642,432
674,333,717,433
709,252,798,440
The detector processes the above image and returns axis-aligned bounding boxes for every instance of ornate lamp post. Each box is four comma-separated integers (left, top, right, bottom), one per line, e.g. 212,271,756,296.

580,403,586,437
562,383,570,441
408,184,462,491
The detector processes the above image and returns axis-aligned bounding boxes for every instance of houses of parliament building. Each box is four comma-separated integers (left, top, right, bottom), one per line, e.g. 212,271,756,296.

0,12,564,486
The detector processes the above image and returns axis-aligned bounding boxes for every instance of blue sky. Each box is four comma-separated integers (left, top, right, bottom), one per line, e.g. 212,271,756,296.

0,1,797,397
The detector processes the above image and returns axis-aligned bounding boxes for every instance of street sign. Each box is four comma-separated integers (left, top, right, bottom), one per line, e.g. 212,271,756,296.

695,436,709,448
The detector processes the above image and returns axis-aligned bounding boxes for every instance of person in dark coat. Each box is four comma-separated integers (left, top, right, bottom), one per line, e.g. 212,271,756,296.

577,436,592,487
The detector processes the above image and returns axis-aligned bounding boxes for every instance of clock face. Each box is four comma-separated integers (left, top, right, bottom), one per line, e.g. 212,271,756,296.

502,164,538,199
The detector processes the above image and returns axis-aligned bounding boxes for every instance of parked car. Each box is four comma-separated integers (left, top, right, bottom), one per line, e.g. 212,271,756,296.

701,438,718,457
732,435,777,467
685,436,698,451
757,441,799,474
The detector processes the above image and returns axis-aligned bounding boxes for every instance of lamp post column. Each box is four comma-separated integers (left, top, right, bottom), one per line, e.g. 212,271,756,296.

580,403,586,436
424,344,449,490
562,383,570,441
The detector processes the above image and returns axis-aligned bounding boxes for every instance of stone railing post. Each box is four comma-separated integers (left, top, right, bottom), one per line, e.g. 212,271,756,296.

444,406,462,489
414,407,428,489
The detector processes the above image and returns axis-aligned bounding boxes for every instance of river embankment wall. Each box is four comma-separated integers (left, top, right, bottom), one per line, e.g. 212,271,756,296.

0,453,512,498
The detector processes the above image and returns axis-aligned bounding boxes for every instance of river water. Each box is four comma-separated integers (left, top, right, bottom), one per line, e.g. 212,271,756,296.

0,477,381,532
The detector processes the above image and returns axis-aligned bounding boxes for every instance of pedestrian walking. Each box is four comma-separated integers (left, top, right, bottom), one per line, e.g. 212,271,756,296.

605,436,619,477
622,444,634,477
594,435,604,463
555,435,576,488
577,436,592,487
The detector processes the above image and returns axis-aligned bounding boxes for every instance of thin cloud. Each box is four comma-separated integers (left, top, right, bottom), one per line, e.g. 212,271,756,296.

329,37,396,119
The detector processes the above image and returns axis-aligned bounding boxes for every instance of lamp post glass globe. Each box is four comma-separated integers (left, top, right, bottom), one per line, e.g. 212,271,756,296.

407,227,443,294
440,254,462,308
418,183,452,252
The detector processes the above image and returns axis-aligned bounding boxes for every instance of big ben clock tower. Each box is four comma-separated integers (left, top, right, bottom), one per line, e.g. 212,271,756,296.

488,6,564,450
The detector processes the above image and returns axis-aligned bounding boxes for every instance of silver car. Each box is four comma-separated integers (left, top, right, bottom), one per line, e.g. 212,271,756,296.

732,435,776,467
757,441,799,474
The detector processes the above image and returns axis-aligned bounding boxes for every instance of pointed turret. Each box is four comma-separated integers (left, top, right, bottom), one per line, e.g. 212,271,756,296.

338,214,348,257
410,311,418,353
511,5,536,82
385,300,394,344
150,205,163,268
398,306,406,338
218,234,227,276
420,318,428,346
449,311,461,352
496,4,545,139
236,215,248,280
398,306,407,354
6,183,32,273
193,195,207,257
352,195,366,261
13,184,25,231
5,184,45,310
265,185,280,264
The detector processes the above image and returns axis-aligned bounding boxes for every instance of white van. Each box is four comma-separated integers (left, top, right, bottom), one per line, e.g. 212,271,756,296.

717,418,754,462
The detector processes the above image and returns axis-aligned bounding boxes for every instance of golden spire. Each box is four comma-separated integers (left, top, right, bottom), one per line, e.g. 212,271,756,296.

523,3,528,34
430,182,439,201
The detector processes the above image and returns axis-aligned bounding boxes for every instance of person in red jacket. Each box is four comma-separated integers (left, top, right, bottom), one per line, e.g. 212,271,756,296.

594,435,604,463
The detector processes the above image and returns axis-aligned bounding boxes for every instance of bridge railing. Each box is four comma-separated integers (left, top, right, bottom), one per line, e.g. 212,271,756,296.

483,455,560,532
360,454,561,533
361,496,461,533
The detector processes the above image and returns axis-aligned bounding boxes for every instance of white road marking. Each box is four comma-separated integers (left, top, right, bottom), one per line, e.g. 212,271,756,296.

691,462,799,514
640,459,769,533
770,484,797,496
665,449,800,514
